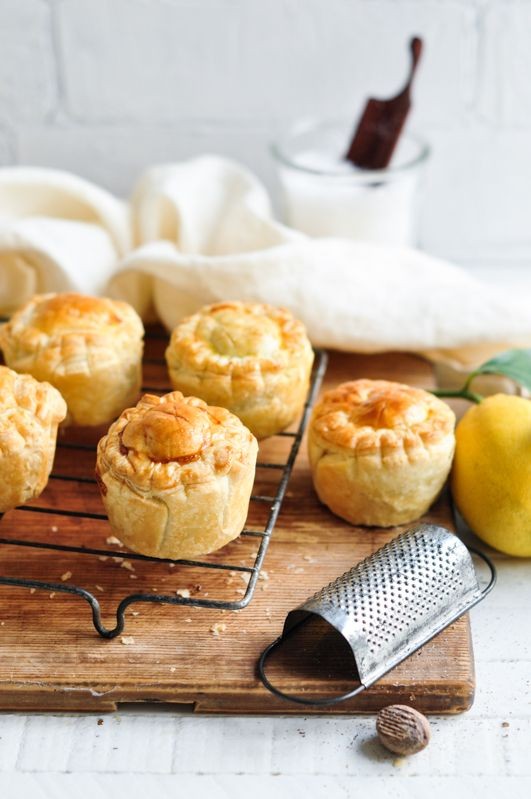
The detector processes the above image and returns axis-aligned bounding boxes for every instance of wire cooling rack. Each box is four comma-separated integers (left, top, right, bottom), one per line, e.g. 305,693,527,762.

0,328,327,639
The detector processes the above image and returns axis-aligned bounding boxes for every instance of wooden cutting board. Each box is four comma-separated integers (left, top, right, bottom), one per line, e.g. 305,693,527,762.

0,336,473,714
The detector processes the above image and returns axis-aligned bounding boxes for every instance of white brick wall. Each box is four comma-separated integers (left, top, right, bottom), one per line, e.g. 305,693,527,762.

0,0,57,123
1,0,530,266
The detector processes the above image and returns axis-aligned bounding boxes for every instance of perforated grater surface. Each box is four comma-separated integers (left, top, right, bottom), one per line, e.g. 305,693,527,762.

259,523,495,707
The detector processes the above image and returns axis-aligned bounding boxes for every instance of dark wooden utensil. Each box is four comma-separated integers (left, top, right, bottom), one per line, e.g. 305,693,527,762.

345,37,423,170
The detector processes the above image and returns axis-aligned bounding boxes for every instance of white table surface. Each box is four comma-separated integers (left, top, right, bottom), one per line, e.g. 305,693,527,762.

1,265,531,797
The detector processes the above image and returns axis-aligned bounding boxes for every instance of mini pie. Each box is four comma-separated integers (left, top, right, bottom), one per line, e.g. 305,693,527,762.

0,365,67,513
95,391,258,559
165,301,314,439
0,293,144,427
308,379,456,527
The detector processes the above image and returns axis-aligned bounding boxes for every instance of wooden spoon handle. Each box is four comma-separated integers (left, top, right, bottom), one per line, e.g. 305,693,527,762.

402,37,423,100
345,36,424,170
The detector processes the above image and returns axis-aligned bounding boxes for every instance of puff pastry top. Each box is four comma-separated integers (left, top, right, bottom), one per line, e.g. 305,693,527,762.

310,379,455,460
97,391,257,493
0,292,144,377
0,365,67,454
166,301,312,378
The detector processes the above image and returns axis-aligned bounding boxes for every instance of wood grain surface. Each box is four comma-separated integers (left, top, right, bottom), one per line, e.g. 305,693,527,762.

0,335,474,714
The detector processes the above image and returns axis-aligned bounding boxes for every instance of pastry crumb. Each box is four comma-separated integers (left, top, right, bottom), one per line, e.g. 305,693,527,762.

51,525,58,533
303,555,315,563
120,560,135,572
393,757,407,769
168,563,175,569
176,588,190,598
29,588,36,594
95,585,104,592
210,622,227,636
98,556,108,562
106,536,123,546
258,570,269,581
170,666,176,672
60,571,72,582
235,588,245,595
97,718,104,726
121,636,135,645
129,574,138,580
184,618,192,623
112,556,124,564
131,611,140,616
49,592,56,599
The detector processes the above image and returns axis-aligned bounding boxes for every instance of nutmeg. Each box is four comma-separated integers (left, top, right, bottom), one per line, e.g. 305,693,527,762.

376,704,431,756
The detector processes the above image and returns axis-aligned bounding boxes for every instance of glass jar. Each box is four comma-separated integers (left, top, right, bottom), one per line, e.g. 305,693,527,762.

272,118,430,246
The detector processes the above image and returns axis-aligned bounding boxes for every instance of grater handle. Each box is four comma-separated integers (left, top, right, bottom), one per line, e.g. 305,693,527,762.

258,544,497,708
467,546,497,598
258,618,367,707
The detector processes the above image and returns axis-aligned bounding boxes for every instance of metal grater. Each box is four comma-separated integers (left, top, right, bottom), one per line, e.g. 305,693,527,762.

259,523,496,706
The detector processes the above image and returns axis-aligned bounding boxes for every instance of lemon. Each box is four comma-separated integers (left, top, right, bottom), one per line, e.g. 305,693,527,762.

452,393,531,557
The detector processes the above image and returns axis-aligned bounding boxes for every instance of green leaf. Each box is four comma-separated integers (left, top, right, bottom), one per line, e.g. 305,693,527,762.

466,348,531,392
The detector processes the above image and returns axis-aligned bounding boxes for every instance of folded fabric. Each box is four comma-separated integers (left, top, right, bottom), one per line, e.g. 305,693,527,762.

1,158,531,370
0,168,129,314
109,156,531,368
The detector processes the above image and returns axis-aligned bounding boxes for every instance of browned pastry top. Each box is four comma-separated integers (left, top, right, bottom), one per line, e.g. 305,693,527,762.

97,391,257,491
29,293,125,335
166,301,312,377
0,292,144,376
0,365,67,452
310,379,455,457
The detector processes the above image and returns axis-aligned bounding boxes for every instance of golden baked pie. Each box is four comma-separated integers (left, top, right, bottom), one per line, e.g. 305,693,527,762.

0,365,67,513
0,293,144,426
308,379,455,527
165,301,314,439
96,391,258,559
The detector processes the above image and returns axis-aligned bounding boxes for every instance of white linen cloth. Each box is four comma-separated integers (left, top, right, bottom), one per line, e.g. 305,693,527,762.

1,157,530,369
111,156,531,369
0,168,130,314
